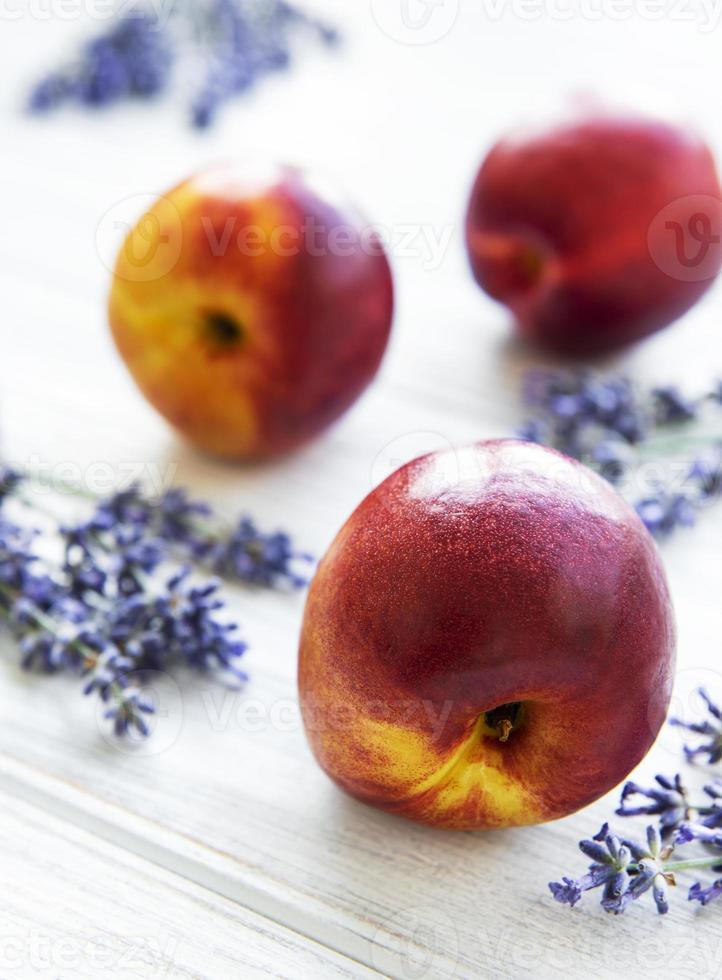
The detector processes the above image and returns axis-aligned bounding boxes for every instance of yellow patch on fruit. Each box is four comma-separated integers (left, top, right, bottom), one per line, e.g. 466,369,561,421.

351,714,542,829
108,183,291,457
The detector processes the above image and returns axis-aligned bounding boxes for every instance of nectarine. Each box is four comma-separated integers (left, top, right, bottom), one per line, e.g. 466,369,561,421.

109,164,394,459
466,112,722,355
299,440,675,830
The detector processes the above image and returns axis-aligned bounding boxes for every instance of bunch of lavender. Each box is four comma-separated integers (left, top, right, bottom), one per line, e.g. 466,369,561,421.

550,689,722,914
56,483,313,591
28,0,338,129
517,370,722,540
0,467,311,738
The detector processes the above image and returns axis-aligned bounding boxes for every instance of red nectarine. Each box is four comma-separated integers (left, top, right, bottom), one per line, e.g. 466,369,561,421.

299,440,675,830
466,113,722,355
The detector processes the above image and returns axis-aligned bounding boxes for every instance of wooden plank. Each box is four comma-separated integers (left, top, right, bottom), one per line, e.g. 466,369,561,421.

0,788,378,980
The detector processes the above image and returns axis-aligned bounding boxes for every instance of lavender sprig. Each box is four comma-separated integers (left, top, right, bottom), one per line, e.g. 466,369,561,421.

550,822,722,915
549,824,679,915
0,458,313,738
29,8,174,112
58,484,313,591
28,0,339,129
616,774,692,840
671,689,722,765
0,465,22,502
0,511,249,738
4,475,313,592
517,370,722,539
551,689,722,915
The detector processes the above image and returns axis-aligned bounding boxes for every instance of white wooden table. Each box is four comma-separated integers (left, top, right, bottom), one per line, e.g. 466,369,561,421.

3,3,722,977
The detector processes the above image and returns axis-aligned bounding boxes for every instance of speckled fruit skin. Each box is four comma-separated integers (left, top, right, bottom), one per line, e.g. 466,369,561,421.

109,164,394,459
465,113,722,355
299,440,675,830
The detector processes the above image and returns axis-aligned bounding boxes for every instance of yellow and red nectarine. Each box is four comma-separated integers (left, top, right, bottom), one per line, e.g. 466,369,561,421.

299,440,675,830
109,164,394,459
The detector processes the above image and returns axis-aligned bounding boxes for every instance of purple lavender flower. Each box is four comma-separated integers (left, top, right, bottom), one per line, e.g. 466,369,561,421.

618,825,675,915
208,517,312,589
590,440,629,485
651,386,698,424
190,0,339,128
517,370,722,541
518,371,648,485
701,781,722,827
29,8,173,113
61,484,312,592
671,689,722,765
616,774,691,839
550,824,675,915
28,0,338,129
520,370,647,453
0,466,22,503
549,823,634,910
689,452,722,501
0,498,248,737
149,489,313,589
635,492,696,539
689,879,722,905
675,823,722,849
104,686,156,738
106,567,249,684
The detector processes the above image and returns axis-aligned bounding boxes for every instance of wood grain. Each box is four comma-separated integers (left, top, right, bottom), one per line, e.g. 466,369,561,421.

0,789,378,979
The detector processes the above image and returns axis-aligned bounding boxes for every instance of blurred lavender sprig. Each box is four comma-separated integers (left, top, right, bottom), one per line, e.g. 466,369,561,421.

517,369,722,540
550,688,722,916
28,0,339,129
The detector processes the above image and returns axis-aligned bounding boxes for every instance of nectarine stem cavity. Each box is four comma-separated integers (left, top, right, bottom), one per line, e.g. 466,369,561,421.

203,311,244,350
483,702,524,743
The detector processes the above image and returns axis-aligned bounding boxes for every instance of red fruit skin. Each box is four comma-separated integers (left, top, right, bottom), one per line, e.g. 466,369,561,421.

465,114,722,355
109,165,394,459
298,440,675,830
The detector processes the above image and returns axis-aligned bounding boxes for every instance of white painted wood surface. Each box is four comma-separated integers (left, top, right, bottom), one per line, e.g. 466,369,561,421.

0,788,377,979
3,3,722,978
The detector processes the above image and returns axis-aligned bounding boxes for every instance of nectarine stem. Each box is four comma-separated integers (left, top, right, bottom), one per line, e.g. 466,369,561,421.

498,719,513,743
483,702,523,742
